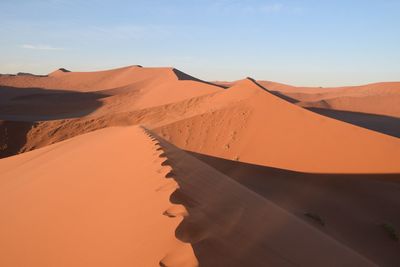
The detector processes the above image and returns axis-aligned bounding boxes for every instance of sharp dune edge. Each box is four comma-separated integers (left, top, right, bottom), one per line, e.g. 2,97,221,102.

155,78,400,173
0,66,400,266
0,126,197,267
0,126,376,266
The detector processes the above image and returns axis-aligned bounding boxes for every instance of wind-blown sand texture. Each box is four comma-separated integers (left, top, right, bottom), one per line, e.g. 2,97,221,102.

0,66,399,266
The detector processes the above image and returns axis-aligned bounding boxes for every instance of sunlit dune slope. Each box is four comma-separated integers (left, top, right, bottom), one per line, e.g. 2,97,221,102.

155,79,400,173
1,67,399,173
0,126,197,267
0,65,399,267
0,66,222,121
0,125,376,267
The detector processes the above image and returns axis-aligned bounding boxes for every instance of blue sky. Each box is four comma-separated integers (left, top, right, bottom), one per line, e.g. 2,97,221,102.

0,0,399,86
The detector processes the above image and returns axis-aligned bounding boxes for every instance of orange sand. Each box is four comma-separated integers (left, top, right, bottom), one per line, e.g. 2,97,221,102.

258,80,400,118
0,66,399,266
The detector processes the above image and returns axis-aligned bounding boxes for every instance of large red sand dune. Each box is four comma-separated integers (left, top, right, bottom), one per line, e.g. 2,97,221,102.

0,126,376,267
155,78,400,173
0,66,399,266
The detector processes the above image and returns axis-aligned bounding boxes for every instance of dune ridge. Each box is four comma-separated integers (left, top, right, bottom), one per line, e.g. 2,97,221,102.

0,65,222,94
147,129,376,266
155,78,400,173
0,126,197,267
1,65,399,266
1,70,399,173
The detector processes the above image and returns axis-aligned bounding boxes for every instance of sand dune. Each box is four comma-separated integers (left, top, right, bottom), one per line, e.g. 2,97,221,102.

150,130,376,267
0,126,197,267
1,65,162,91
190,151,400,266
0,66,221,120
0,125,376,266
0,66,399,266
155,78,400,173
258,81,400,118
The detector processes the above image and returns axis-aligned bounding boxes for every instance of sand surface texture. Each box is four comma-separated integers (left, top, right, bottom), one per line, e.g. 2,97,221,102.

0,66,399,266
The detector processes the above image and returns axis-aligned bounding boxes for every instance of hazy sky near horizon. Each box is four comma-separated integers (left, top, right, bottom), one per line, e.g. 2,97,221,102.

0,0,399,86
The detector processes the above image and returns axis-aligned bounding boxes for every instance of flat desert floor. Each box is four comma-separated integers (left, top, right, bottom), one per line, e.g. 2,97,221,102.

0,66,399,266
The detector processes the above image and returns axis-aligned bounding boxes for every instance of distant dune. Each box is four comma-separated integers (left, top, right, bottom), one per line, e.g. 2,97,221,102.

257,80,400,118
155,78,400,173
0,66,399,266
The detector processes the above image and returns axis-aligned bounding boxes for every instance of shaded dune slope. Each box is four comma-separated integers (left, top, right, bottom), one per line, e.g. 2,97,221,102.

189,151,400,267
0,86,105,121
148,130,376,267
0,120,34,158
305,108,400,138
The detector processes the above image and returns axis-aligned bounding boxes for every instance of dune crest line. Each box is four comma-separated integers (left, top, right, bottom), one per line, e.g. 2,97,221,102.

143,127,199,267
0,126,196,266
1,65,399,266
144,129,377,267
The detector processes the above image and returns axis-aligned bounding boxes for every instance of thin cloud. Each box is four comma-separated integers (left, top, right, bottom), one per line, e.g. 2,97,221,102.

20,44,64,50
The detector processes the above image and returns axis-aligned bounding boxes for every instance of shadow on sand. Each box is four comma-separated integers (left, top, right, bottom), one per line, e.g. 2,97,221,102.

0,121,35,158
252,81,400,138
172,69,228,89
0,86,106,158
186,151,400,267
306,107,400,138
0,86,107,121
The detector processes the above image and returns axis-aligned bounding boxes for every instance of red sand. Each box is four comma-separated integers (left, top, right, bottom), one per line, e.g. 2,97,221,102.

0,66,399,266
155,78,400,173
0,126,197,267
258,80,400,118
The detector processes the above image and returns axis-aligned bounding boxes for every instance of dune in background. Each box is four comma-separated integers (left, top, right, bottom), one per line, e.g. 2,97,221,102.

257,80,400,117
257,80,400,138
0,66,399,266
155,78,400,173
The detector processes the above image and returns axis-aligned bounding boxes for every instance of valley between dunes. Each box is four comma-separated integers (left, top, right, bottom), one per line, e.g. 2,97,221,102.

0,66,399,266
